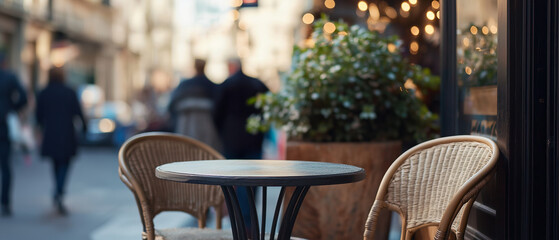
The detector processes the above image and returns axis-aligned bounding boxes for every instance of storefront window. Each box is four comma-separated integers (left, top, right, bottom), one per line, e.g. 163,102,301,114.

457,0,498,140
456,0,498,239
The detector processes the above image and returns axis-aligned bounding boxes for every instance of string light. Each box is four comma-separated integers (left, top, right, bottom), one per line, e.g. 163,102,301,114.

482,26,489,35
425,24,435,35
463,37,470,47
302,13,314,24
385,7,397,19
436,11,440,19
358,1,368,11
325,0,335,9
409,0,417,5
410,26,420,36
490,25,498,34
431,1,440,9
410,41,419,54
465,66,472,75
369,3,380,21
401,2,410,12
470,26,478,35
231,0,242,8
426,11,435,20
323,22,336,33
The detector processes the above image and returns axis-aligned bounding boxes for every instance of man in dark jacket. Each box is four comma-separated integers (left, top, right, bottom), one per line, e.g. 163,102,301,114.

0,55,27,216
168,59,221,150
214,59,269,159
213,59,269,233
36,67,86,215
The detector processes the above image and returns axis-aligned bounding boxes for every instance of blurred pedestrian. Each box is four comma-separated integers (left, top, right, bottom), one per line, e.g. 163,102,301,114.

213,58,269,232
36,67,86,216
168,59,221,151
0,54,27,216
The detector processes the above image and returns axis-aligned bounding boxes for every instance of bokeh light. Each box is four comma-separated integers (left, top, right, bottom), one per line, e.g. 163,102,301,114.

411,26,420,36
490,25,498,34
231,0,242,8
425,24,435,35
401,2,410,12
385,7,397,19
388,43,397,53
426,11,435,20
369,3,380,21
410,41,419,54
231,10,239,21
470,26,478,35
325,0,335,9
465,66,472,75
482,26,489,35
323,22,336,33
463,37,470,47
432,1,440,9
358,1,368,11
302,13,314,25
99,118,116,133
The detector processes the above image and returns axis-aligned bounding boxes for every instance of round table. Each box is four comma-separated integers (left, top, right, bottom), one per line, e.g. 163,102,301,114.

156,159,366,240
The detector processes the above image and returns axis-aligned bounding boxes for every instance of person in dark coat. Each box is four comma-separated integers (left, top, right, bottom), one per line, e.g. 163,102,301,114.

214,59,269,159
168,59,221,150
0,55,27,216
36,67,86,215
213,59,269,233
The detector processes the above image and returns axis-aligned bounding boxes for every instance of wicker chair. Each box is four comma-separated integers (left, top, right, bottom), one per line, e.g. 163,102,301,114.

363,135,499,240
119,132,233,240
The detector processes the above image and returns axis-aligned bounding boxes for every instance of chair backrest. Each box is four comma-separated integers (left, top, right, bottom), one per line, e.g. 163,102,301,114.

363,135,499,240
119,132,225,239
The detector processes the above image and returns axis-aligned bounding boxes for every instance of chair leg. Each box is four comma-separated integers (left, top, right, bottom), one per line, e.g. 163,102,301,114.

215,205,223,229
144,217,155,240
198,214,207,228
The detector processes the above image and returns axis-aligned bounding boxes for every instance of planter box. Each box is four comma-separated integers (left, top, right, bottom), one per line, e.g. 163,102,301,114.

285,141,401,240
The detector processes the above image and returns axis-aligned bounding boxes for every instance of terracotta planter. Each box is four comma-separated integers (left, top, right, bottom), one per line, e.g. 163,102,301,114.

285,141,401,240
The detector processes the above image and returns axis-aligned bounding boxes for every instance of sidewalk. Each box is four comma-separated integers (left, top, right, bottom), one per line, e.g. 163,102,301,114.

0,146,286,240
0,146,397,240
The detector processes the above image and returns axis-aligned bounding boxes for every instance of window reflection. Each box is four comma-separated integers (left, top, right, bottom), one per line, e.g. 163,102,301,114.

457,0,498,140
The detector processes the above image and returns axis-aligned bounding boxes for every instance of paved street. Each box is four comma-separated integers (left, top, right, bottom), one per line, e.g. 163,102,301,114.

0,146,205,240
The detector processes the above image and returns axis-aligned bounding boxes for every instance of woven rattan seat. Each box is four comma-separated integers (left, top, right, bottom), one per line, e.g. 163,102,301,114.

363,135,499,240
119,132,232,240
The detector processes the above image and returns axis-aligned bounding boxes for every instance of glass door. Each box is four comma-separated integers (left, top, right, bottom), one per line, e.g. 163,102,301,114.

455,0,498,239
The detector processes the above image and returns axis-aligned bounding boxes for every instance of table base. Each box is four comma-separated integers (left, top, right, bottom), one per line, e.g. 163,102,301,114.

221,186,310,240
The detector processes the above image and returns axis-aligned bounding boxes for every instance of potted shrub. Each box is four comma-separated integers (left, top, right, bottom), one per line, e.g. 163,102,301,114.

247,17,439,240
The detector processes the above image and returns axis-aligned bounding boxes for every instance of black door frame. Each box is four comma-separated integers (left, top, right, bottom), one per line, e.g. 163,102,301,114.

441,0,558,239
546,0,558,238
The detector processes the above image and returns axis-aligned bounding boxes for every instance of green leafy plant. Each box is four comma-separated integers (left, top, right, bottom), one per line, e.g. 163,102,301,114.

247,16,439,143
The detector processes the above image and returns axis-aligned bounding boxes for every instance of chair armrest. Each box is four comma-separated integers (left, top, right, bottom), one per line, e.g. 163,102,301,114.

119,167,134,190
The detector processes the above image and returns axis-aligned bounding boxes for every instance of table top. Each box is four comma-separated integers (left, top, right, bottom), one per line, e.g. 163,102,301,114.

155,159,366,186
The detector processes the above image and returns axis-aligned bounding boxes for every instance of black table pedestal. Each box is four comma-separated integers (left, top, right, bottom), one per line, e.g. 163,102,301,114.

221,186,310,240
